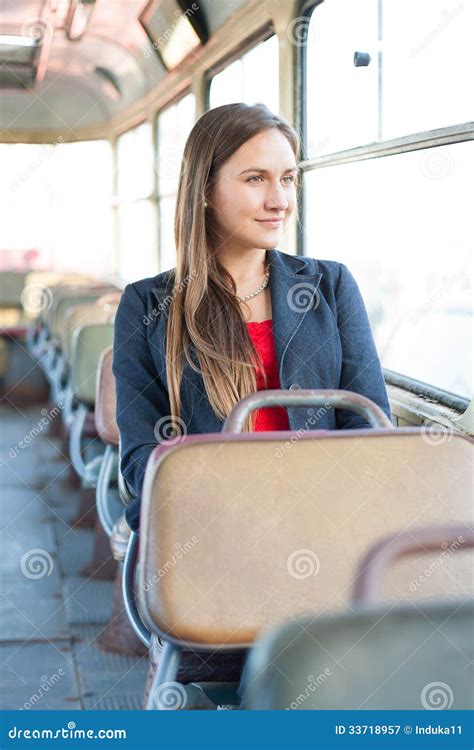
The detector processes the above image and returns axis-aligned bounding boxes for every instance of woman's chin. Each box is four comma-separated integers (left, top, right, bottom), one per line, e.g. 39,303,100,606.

248,228,284,248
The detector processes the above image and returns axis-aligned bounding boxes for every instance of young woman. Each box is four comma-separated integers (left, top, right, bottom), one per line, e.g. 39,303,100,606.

113,102,391,533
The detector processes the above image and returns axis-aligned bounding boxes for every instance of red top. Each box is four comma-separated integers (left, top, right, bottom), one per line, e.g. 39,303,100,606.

246,319,290,431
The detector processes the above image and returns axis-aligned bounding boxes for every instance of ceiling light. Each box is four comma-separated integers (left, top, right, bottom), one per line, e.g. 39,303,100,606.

0,35,37,48
140,0,208,70
160,14,200,69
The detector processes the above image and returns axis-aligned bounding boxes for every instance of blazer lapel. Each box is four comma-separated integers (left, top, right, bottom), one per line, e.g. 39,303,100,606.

267,249,322,385
150,250,325,429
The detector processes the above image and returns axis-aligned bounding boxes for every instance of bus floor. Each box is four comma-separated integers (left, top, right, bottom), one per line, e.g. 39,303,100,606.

0,401,148,710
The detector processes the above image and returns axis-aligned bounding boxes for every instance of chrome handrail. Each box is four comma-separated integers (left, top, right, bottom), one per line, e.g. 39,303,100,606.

122,532,151,648
68,402,89,478
224,389,393,433
96,444,119,537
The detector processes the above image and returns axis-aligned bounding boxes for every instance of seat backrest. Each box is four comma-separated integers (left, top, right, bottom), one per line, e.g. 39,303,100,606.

23,272,96,319
0,271,27,308
244,525,474,709
63,292,121,364
137,428,472,648
95,346,119,446
51,286,116,339
70,323,114,407
40,280,101,328
242,599,474,709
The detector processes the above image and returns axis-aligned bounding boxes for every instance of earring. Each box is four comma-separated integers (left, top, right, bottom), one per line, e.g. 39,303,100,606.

204,200,208,208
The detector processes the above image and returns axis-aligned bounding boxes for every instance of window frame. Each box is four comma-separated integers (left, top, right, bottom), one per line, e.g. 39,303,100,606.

298,0,473,407
204,24,276,111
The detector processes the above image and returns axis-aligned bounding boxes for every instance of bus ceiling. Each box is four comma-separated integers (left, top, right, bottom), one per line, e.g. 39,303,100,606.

0,0,247,135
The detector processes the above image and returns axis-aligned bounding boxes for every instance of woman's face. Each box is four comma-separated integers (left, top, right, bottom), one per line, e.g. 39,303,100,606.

208,128,298,253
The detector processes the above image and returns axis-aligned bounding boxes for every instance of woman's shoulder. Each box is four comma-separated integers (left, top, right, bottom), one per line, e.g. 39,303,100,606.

275,251,360,306
123,269,175,303
271,249,344,280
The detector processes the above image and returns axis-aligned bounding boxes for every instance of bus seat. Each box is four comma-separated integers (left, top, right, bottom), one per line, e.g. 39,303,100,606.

53,293,120,408
94,346,121,537
37,285,113,373
134,389,472,708
139,430,472,645
49,286,115,349
242,525,474,710
68,323,114,482
0,271,27,307
0,271,29,337
64,292,120,367
95,346,119,447
243,599,473,710
26,273,96,353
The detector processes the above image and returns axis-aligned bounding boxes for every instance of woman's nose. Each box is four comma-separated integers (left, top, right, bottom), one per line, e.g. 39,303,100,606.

265,182,288,210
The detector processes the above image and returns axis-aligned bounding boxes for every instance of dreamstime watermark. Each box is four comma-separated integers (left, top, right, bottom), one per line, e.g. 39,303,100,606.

420,421,454,446
153,681,188,710
8,722,127,740
285,669,332,709
421,681,454,710
287,281,321,313
142,537,199,591
307,135,332,157
155,148,186,181
21,283,55,316
153,415,188,445
409,271,468,325
143,3,199,59
286,16,319,47
142,269,197,325
420,149,455,180
275,399,331,458
21,17,54,46
409,535,466,592
21,669,65,710
287,548,320,579
20,548,54,579
9,402,63,458
409,3,464,58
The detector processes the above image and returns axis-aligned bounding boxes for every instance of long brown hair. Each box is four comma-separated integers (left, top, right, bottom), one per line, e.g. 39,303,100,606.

166,102,300,433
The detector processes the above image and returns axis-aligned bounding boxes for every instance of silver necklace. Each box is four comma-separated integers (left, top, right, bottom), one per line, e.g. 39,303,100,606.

236,266,270,304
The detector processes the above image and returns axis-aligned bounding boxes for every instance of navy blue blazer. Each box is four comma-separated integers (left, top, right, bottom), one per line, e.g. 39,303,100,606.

113,249,391,530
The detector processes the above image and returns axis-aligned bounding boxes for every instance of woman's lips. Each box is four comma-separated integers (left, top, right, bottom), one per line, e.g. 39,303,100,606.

256,218,283,227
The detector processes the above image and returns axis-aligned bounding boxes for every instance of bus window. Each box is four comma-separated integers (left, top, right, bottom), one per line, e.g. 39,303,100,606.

118,201,158,284
156,93,196,271
117,122,157,282
305,0,472,156
209,35,279,113
303,142,472,399
302,0,473,399
0,140,113,277
117,122,154,199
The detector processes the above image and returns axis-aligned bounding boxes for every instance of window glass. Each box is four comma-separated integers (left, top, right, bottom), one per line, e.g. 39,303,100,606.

209,35,279,113
117,122,154,199
118,201,158,283
305,0,473,157
158,195,177,273
303,141,473,398
0,141,113,276
157,93,196,269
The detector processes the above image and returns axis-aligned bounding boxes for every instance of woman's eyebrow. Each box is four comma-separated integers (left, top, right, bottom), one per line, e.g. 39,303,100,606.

237,166,299,175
